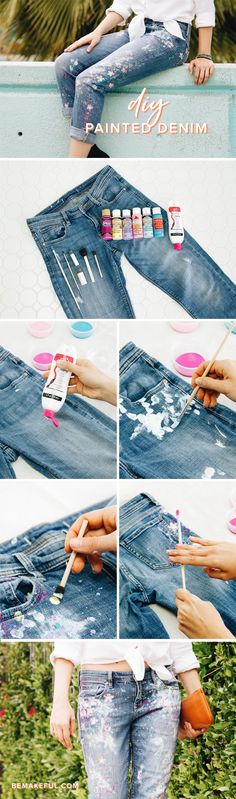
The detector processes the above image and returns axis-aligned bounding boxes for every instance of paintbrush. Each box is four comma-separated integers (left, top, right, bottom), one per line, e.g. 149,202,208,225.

79,248,95,283
49,519,89,605
52,249,82,310
179,320,236,419
176,509,186,590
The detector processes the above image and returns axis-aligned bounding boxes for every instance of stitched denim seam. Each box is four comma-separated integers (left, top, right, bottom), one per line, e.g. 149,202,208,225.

119,460,138,479
119,562,150,602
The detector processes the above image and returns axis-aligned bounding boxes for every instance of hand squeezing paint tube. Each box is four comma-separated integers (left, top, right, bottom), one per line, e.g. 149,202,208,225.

42,344,77,427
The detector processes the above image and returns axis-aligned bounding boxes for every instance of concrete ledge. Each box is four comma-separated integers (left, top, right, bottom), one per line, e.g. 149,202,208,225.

0,62,235,157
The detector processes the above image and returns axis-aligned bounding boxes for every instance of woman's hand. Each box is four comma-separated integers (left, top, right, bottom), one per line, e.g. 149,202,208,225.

54,358,117,406
188,57,214,85
167,539,236,580
191,359,236,408
65,505,117,574
178,721,205,740
50,700,76,750
64,31,102,54
175,589,234,639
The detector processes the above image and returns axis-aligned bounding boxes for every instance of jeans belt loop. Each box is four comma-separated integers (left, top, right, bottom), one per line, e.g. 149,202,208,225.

108,671,113,688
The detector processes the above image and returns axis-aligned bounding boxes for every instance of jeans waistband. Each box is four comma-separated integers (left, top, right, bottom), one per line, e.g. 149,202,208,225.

119,342,236,428
144,18,190,36
79,667,156,686
27,166,128,231
120,492,163,533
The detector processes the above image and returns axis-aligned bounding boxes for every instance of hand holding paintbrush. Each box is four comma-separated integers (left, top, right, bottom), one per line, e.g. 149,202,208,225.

179,320,236,419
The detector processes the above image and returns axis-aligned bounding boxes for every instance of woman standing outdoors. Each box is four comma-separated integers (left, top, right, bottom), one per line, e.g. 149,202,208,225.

50,640,209,798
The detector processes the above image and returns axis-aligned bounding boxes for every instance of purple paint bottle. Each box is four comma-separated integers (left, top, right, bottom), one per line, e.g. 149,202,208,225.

101,208,112,240
122,209,133,240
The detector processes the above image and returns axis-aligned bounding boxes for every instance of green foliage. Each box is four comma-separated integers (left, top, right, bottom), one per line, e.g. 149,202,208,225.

168,642,236,799
0,643,87,799
0,642,235,799
0,0,235,60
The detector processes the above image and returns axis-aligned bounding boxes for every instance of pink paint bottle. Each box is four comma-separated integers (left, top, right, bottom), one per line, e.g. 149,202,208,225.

101,209,112,240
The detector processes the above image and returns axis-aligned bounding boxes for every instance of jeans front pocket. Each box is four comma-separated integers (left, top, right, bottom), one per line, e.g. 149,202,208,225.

0,358,29,394
40,220,70,244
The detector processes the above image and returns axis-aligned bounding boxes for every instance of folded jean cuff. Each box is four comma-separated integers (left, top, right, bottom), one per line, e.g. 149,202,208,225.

70,125,96,144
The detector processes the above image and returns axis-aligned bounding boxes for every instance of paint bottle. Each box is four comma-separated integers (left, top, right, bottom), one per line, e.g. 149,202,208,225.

101,209,112,240
152,207,164,238
42,344,77,427
112,209,123,240
142,207,154,239
132,208,143,239
122,209,133,240
167,203,184,250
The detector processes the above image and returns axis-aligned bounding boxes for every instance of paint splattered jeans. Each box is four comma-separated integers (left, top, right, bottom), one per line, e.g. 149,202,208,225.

55,20,190,143
27,166,236,319
0,497,116,640
119,342,236,479
0,345,116,479
119,492,236,639
78,667,180,799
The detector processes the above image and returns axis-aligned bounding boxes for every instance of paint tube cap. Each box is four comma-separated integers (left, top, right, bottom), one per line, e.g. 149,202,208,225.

102,208,110,216
142,207,151,215
152,207,161,215
112,209,121,217
43,409,59,428
174,243,182,250
132,207,142,215
122,209,131,217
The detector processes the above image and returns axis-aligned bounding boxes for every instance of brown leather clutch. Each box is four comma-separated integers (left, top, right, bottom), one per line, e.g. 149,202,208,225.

181,688,214,730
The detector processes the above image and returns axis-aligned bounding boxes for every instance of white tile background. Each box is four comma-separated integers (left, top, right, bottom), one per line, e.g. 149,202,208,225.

0,319,117,478
0,158,235,319
119,480,236,638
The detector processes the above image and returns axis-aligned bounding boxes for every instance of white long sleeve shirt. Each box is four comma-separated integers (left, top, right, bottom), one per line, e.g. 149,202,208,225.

106,1,215,40
51,640,199,681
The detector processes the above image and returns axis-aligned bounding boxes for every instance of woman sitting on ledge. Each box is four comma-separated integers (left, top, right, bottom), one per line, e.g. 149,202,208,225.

55,0,215,158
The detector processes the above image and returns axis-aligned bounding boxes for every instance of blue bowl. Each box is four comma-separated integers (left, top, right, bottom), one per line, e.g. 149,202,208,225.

70,321,95,339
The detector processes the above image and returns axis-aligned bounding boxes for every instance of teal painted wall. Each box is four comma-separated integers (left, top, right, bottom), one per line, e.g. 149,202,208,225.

0,63,235,157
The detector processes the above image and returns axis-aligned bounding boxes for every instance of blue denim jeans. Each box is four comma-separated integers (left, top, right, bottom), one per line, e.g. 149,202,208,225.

55,20,190,143
119,493,236,639
27,167,236,319
78,667,180,799
119,342,236,479
0,497,116,640
0,346,116,479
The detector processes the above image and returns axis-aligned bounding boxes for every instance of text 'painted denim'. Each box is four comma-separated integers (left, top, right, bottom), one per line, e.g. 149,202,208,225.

27,167,236,320
55,20,190,143
0,497,116,640
119,493,236,638
0,346,116,479
78,667,180,799
119,342,236,479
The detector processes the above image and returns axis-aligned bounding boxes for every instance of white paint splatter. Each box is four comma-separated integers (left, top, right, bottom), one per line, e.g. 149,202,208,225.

215,439,225,449
120,382,189,442
201,466,215,480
